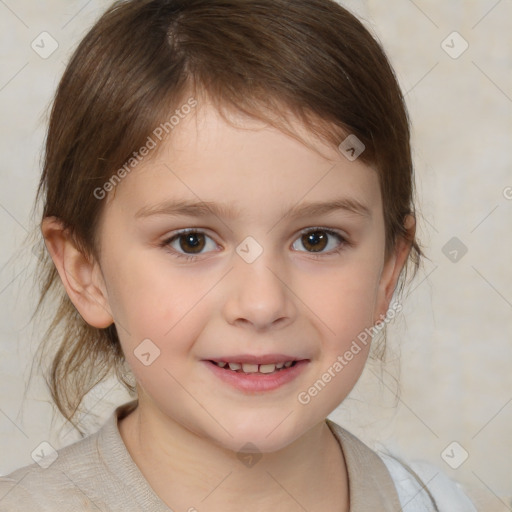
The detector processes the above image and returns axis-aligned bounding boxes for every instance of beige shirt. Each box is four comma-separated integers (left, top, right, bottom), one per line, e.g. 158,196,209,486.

0,399,463,511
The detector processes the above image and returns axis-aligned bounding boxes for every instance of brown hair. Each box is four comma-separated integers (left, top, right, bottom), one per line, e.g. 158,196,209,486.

28,0,423,434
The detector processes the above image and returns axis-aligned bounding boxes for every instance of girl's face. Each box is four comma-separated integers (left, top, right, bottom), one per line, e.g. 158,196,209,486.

94,102,409,453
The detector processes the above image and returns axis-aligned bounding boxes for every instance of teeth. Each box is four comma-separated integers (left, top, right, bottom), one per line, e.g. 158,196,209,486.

214,361,295,373
241,363,259,373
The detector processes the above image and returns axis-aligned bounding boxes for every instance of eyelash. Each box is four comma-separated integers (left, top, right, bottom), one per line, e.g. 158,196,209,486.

160,227,350,261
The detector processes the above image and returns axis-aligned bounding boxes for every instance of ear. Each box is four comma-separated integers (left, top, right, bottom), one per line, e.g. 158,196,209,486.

374,214,415,322
41,217,114,328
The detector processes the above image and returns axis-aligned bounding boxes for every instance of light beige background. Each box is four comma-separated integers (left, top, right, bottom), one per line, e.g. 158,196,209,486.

0,1,511,510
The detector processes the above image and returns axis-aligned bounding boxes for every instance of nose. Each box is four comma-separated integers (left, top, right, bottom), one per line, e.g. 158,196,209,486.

222,248,297,332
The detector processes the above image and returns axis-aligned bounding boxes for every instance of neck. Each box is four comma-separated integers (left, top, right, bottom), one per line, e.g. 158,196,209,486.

118,400,349,512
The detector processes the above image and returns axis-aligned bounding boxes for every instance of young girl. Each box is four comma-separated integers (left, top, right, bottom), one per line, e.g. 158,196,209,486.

0,0,477,510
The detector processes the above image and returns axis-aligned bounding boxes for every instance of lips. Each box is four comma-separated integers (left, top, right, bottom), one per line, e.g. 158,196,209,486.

204,357,309,392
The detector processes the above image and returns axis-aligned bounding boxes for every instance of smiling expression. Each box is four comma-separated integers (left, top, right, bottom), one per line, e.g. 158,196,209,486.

93,102,405,453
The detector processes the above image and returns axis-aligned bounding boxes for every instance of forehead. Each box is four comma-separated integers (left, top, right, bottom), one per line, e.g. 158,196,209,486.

105,102,381,220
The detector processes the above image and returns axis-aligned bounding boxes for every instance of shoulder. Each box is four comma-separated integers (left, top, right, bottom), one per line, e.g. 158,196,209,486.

0,428,108,512
379,452,477,512
0,473,39,512
0,468,100,512
326,419,477,512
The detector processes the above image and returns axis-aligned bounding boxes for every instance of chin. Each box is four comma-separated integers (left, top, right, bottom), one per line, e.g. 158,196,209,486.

216,431,297,455
203,414,307,455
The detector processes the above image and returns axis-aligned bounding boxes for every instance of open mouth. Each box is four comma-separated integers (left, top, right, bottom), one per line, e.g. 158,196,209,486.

208,360,299,375
204,359,309,392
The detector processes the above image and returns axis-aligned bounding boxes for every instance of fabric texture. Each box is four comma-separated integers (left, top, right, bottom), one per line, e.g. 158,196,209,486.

0,400,476,511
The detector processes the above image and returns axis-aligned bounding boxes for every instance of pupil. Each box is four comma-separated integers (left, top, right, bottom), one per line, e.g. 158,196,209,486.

180,233,205,253
304,231,327,252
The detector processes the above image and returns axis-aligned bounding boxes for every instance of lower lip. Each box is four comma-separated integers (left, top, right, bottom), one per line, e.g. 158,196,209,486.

203,360,309,393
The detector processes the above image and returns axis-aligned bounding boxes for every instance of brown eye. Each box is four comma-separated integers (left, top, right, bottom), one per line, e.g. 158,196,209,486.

163,229,219,260
178,232,206,253
301,231,328,252
292,229,346,254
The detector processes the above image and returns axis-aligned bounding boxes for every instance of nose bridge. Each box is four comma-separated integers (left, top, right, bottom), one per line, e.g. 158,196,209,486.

222,237,295,329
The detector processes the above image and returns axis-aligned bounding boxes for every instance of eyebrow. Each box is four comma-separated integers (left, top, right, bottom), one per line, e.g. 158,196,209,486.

135,197,372,220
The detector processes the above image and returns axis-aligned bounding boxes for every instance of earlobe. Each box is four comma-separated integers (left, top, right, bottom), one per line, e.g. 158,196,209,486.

41,217,114,328
374,215,415,321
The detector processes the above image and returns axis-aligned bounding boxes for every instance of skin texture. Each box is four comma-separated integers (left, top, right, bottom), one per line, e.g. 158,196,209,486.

42,102,414,511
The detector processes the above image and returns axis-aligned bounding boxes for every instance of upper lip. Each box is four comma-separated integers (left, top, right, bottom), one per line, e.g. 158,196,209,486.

206,354,308,365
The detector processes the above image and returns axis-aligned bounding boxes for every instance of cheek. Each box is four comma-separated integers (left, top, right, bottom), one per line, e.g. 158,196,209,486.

299,267,379,412
304,258,382,339
103,250,216,352
111,267,217,406
302,256,383,403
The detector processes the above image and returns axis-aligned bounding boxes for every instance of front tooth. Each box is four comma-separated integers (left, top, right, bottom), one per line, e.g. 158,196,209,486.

228,362,241,371
259,363,277,374
242,363,259,373
284,361,293,368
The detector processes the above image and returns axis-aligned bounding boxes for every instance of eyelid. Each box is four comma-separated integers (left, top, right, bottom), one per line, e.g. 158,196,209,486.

161,226,351,260
161,228,220,259
292,226,349,254
296,226,347,238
